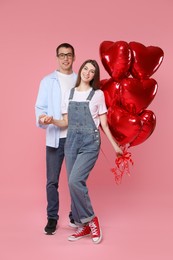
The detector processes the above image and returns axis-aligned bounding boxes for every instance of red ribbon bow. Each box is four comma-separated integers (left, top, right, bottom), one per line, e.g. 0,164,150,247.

111,147,134,184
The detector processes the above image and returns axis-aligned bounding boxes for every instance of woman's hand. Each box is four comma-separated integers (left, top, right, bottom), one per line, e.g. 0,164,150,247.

43,116,53,124
39,115,53,124
114,145,123,157
38,115,68,127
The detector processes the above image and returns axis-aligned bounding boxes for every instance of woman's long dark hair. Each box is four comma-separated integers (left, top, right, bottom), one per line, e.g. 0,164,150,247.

75,59,100,90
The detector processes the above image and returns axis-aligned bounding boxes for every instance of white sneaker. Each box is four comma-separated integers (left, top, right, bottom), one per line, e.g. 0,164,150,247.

68,221,78,228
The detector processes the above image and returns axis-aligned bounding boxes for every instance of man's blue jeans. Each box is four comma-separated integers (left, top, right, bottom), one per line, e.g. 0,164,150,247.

46,138,66,220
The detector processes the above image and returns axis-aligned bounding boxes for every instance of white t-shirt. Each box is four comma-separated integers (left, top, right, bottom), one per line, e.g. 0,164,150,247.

57,71,76,138
62,88,107,128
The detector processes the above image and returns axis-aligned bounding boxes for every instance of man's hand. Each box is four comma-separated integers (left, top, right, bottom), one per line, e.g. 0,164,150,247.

43,116,53,124
39,115,53,125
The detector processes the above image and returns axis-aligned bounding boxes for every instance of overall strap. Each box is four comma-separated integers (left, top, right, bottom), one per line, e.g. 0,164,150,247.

86,89,95,101
69,87,75,100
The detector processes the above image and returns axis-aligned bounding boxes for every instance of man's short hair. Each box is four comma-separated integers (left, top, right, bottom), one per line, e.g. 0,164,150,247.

56,43,75,57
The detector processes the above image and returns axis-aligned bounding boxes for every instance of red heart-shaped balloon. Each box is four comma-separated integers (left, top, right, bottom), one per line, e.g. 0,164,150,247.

100,41,132,81
120,78,158,114
107,105,142,145
129,42,164,79
130,110,156,147
100,78,120,108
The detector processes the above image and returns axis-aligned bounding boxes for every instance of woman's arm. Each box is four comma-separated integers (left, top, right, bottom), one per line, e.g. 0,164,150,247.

41,114,68,128
99,113,123,156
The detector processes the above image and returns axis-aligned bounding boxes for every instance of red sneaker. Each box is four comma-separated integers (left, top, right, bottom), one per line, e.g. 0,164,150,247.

68,225,91,241
89,216,102,244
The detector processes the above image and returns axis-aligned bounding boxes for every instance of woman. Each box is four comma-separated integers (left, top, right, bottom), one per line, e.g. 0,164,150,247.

43,60,123,244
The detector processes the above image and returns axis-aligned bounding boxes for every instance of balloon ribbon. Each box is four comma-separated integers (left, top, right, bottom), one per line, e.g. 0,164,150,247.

111,147,134,184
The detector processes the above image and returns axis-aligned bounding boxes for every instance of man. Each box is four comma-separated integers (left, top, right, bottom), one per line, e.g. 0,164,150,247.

35,43,77,235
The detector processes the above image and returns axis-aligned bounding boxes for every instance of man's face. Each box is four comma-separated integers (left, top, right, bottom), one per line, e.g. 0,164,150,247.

57,47,75,73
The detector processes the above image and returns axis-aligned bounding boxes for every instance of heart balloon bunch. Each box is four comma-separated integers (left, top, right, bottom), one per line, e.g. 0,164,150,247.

99,41,164,183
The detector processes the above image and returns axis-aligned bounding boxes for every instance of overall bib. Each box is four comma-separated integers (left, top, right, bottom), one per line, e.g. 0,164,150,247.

65,88,101,225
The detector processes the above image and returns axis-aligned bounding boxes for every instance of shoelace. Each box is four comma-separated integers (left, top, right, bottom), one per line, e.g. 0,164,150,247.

90,222,98,236
74,227,85,235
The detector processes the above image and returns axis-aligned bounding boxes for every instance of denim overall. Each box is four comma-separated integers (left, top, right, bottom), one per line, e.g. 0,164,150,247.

65,88,101,225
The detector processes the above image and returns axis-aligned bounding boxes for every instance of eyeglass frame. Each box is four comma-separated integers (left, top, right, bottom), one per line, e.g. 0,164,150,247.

57,53,74,59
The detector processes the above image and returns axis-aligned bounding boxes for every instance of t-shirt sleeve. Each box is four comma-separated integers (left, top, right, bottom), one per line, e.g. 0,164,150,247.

98,90,107,115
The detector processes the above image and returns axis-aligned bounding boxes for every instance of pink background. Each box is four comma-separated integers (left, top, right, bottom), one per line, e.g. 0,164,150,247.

0,0,172,259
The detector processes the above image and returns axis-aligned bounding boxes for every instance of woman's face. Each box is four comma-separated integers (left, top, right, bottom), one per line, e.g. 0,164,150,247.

80,63,95,83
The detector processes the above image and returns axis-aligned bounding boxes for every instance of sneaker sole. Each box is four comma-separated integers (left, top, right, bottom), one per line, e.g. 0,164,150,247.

68,234,90,241
44,230,56,235
68,222,78,228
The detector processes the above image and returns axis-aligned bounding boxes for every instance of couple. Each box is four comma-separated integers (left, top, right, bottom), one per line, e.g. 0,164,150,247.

35,43,122,244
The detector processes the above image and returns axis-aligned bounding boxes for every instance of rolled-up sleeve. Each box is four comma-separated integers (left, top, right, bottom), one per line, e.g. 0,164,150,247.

35,78,48,128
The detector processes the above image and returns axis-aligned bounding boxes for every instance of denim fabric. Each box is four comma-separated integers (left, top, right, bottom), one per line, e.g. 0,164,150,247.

65,89,101,225
46,138,66,220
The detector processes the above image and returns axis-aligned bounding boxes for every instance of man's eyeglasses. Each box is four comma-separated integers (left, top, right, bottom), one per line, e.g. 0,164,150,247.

57,53,73,59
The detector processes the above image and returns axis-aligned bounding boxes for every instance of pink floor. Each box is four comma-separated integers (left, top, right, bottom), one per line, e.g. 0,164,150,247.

1,148,172,260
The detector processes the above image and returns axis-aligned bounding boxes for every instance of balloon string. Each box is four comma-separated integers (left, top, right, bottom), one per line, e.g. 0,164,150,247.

112,146,134,184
